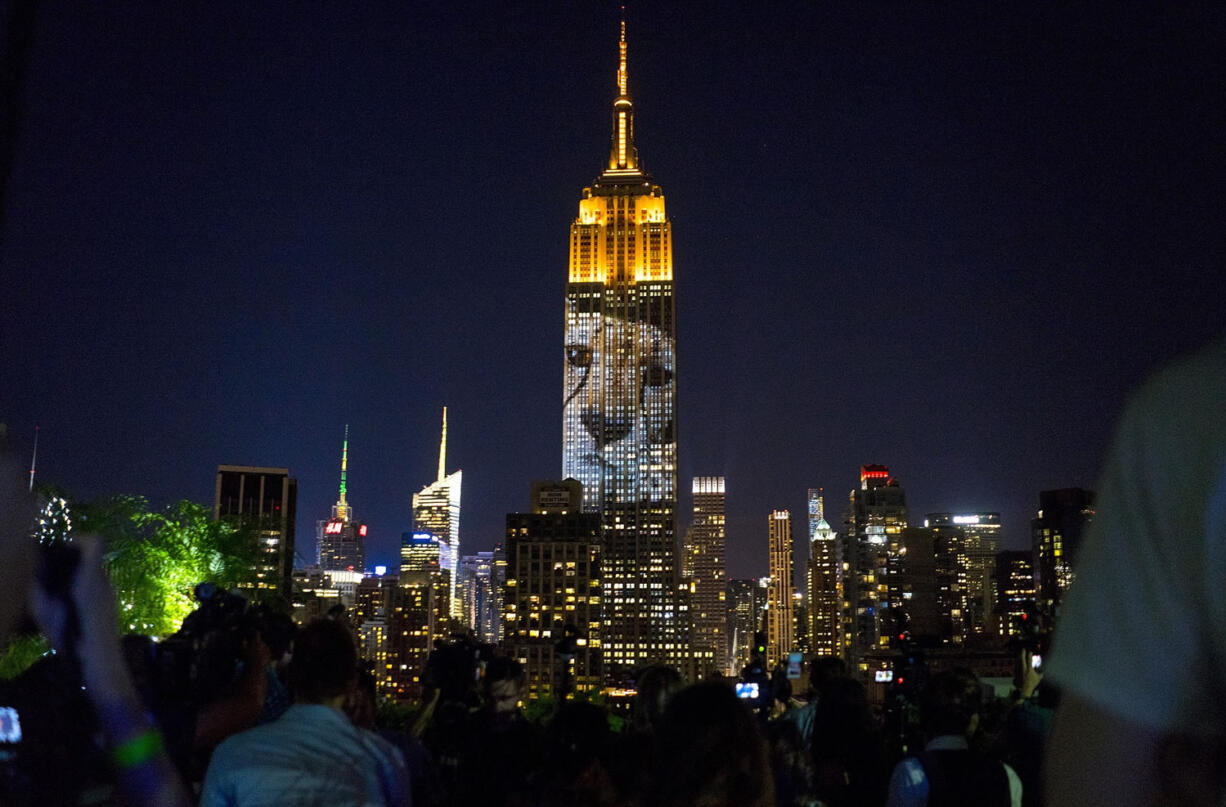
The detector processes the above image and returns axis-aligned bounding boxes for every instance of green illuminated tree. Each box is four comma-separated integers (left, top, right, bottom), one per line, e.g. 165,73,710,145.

78,497,265,637
2,494,268,680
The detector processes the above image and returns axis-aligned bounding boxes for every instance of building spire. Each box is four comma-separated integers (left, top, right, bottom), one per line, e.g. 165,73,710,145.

339,424,349,500
607,10,639,172
332,424,351,521
617,13,628,98
28,425,38,493
816,487,824,521
437,406,448,482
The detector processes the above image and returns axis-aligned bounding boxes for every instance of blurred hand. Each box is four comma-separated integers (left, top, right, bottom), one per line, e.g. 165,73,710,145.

29,534,130,700
1018,649,1042,700
244,629,271,672
0,453,37,638
29,538,192,806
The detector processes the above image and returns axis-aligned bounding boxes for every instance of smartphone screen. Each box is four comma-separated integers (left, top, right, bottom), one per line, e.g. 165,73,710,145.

0,707,21,743
1031,654,1043,670
735,682,758,699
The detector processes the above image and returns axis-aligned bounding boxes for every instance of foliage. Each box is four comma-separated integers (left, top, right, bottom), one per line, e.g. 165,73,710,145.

523,694,556,725
0,635,50,680
77,497,265,637
521,690,625,731
374,696,418,733
3,494,263,680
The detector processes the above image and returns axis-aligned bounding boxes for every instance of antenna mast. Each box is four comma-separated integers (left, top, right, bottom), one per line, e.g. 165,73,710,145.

437,407,448,482
28,425,38,492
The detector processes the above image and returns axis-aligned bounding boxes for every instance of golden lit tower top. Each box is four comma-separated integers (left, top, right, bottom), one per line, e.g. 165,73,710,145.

568,18,671,286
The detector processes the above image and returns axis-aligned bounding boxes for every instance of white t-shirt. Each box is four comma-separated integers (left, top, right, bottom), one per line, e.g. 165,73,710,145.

1046,337,1226,736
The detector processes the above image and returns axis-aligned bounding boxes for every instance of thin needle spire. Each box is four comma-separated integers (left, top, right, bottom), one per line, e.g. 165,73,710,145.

607,11,639,171
28,425,38,492
618,14,628,98
437,406,448,482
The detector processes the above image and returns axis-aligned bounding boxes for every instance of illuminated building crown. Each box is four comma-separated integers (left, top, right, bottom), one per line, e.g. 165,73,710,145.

604,17,642,178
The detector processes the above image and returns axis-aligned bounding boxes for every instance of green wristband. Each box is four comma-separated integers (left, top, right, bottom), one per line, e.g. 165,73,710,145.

112,728,163,769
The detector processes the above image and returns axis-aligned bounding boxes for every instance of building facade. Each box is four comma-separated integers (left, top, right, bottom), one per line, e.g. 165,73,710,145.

727,577,768,675
792,590,809,656
766,510,795,666
400,531,451,646
1032,488,1094,616
491,542,507,643
925,512,1000,639
387,576,435,700
458,552,498,643
214,465,297,599
682,476,727,677
504,509,603,697
842,465,908,671
994,550,1037,637
412,408,461,619
806,491,842,658
561,22,682,675
895,526,965,645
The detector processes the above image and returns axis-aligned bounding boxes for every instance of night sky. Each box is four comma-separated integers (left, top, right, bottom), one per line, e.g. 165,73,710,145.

3,3,1224,581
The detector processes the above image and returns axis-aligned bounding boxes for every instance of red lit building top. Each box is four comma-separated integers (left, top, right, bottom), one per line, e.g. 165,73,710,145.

860,464,891,489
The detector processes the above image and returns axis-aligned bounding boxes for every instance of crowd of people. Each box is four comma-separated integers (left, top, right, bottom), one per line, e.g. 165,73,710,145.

6,327,1226,807
1,525,1054,807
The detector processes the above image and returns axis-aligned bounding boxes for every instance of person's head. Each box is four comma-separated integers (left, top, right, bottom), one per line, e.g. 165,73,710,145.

119,634,156,700
260,610,297,664
920,668,983,739
763,719,818,807
652,681,774,807
541,700,618,806
632,664,683,733
345,667,378,729
548,700,612,773
288,618,357,705
809,655,847,696
482,656,524,714
771,669,792,713
811,676,872,760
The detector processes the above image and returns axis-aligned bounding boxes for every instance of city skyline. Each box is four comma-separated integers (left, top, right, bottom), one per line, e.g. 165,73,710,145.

4,4,1224,581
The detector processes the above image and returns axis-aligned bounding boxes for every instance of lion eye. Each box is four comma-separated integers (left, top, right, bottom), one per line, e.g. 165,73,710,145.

566,345,593,368
642,362,673,388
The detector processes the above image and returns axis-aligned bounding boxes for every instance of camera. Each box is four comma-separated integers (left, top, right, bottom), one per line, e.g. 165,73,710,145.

737,660,772,715
155,583,270,708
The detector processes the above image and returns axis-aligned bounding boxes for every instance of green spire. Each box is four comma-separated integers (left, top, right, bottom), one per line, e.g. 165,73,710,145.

338,424,349,509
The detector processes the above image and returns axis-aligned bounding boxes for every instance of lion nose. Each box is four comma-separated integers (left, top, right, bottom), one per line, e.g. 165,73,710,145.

581,412,632,448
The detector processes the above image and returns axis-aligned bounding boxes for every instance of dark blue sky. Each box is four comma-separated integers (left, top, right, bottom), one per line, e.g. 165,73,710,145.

3,2,1224,579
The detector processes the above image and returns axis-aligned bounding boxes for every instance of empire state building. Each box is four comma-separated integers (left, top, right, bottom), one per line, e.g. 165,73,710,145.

562,20,682,674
